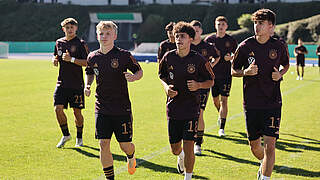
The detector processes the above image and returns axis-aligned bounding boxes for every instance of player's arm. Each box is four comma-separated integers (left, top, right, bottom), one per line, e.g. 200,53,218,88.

209,46,220,68
62,50,87,66
52,44,59,67
124,69,143,82
160,78,178,98
84,74,94,97
125,54,143,82
231,45,258,77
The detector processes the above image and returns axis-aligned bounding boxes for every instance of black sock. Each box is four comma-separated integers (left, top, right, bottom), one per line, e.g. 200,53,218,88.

195,131,204,146
220,118,226,130
60,124,70,136
127,151,135,159
76,125,83,138
103,166,114,180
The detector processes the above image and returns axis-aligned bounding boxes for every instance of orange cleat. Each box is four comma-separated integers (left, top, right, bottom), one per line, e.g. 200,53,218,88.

127,156,136,175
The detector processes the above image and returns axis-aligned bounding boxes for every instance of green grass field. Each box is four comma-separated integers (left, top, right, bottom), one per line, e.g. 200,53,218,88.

0,59,319,180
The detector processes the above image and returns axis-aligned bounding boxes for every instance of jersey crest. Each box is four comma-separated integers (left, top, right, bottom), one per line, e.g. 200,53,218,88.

187,64,196,74
269,49,277,60
225,41,230,48
201,49,208,57
111,58,119,68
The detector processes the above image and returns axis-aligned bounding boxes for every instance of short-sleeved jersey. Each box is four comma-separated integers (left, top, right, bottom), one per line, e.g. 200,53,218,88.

205,34,237,79
54,36,89,89
294,45,307,61
232,36,289,110
159,50,215,120
158,39,176,62
85,47,142,115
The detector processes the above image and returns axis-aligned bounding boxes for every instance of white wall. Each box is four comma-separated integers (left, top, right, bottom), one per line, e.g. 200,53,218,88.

56,0,129,5
141,0,193,4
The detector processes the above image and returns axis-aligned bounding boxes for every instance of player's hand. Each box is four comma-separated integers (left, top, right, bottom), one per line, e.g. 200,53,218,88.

123,72,136,82
62,50,71,62
187,80,200,91
52,55,58,67
84,86,91,97
224,53,232,61
166,85,178,98
244,61,258,76
272,67,282,81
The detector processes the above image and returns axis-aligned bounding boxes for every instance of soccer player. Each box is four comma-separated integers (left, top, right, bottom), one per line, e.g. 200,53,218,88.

294,38,308,80
190,20,220,155
157,22,176,62
52,18,89,148
316,44,320,72
84,21,143,180
159,21,215,180
231,9,289,180
205,16,237,137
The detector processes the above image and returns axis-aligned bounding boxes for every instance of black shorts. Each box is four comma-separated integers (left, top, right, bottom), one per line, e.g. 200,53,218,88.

95,113,133,142
199,90,209,110
318,58,320,67
245,108,281,141
211,78,232,97
296,59,305,67
53,86,85,109
168,118,198,144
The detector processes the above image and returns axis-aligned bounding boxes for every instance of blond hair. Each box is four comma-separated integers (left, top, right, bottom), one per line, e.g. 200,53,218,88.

61,18,78,27
96,21,118,35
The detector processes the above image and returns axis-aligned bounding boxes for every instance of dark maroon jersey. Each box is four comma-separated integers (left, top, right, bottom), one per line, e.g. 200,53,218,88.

272,34,287,47
86,47,142,115
294,45,307,61
159,50,215,120
205,34,237,79
158,39,176,62
54,36,89,89
232,36,289,110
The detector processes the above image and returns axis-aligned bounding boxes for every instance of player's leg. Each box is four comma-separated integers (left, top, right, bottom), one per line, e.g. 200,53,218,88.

168,119,185,174
261,136,276,178
54,87,71,148
260,107,281,179
95,113,114,179
114,114,136,175
99,139,114,180
70,89,85,147
195,91,209,155
182,118,197,180
211,82,220,112
296,63,300,80
301,66,304,80
218,96,228,136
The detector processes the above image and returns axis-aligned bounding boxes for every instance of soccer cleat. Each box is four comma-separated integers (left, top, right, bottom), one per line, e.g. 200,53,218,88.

218,129,225,137
177,155,185,174
257,161,262,180
300,77,303,80
127,156,136,175
56,135,71,148
75,138,83,147
194,145,202,156
296,76,300,80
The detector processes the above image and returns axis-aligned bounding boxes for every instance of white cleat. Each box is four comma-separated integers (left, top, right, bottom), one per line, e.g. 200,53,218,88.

194,145,202,156
75,138,83,147
296,76,300,80
177,155,185,174
218,129,225,137
56,135,71,148
300,77,303,80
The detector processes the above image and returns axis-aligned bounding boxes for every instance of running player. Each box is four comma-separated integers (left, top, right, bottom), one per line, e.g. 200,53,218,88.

52,18,89,148
159,21,215,180
190,20,220,155
294,38,308,80
158,22,176,62
231,9,289,180
205,16,237,136
85,21,143,180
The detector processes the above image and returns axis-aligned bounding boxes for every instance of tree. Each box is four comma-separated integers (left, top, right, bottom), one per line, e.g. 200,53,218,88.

237,13,253,29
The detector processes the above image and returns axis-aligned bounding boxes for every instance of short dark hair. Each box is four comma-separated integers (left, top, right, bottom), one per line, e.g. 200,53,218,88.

173,21,195,39
190,20,202,28
165,22,175,31
215,16,228,24
61,18,78,27
252,9,276,25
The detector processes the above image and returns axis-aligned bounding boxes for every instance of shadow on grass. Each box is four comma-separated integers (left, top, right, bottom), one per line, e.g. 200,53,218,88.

65,145,209,179
204,131,320,152
204,149,320,177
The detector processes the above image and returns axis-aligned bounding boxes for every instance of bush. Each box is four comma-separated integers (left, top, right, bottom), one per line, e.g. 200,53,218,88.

137,14,164,43
237,14,253,29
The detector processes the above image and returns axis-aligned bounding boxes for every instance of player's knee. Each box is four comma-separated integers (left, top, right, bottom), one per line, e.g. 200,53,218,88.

73,109,82,117
171,146,181,155
55,106,64,114
99,140,110,151
119,142,134,154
